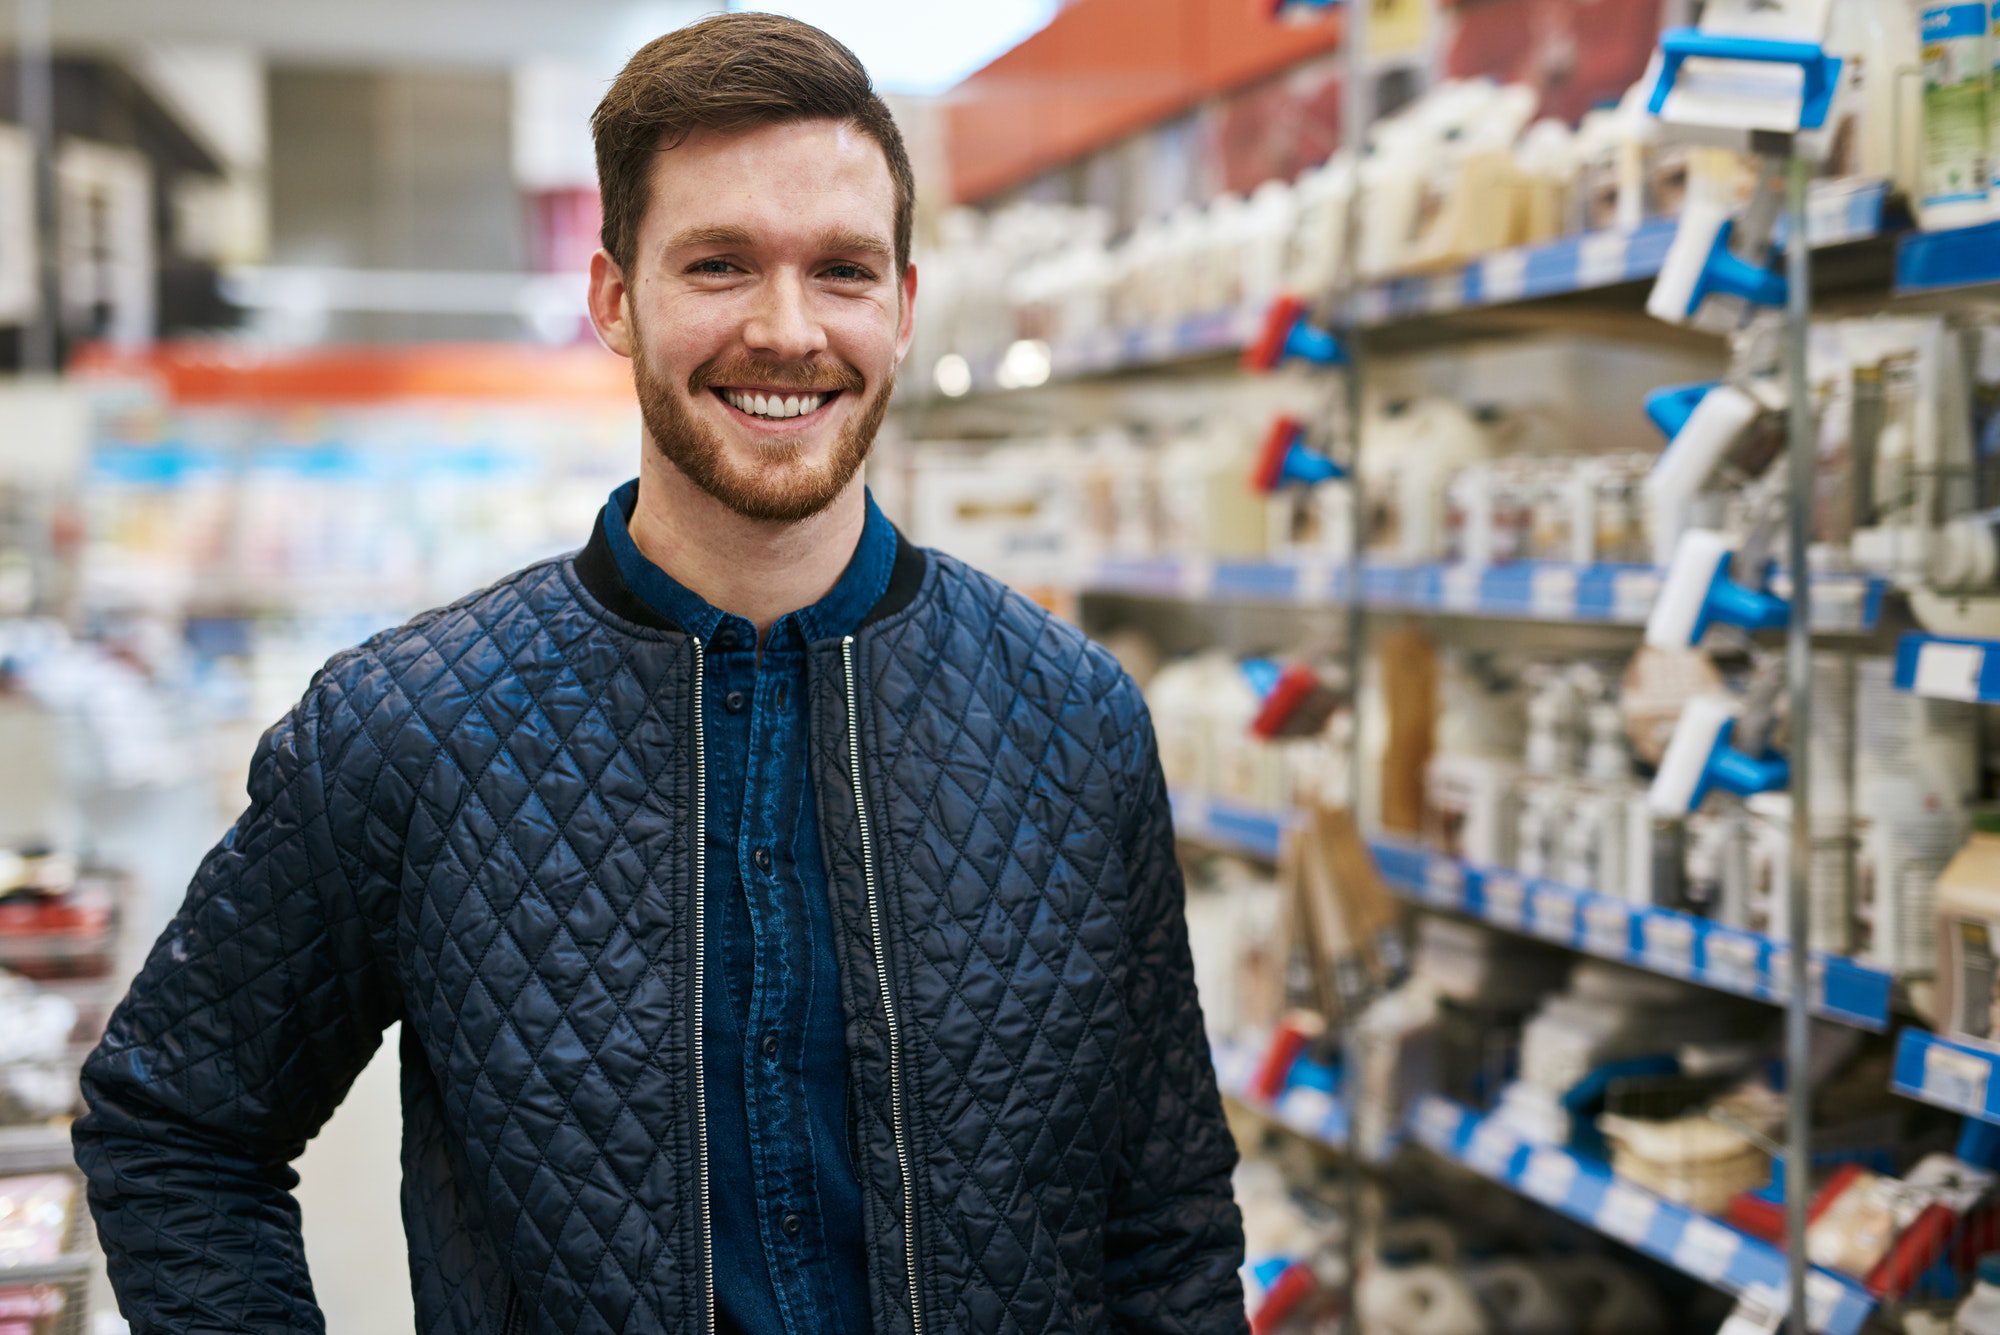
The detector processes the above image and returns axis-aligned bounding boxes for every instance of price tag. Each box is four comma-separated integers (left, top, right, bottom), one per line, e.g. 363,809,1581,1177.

1294,559,1337,604
1915,642,1986,702
1577,230,1630,288
1521,1150,1578,1206
1644,917,1697,977
1804,1272,1854,1332
1612,569,1661,623
1416,1099,1464,1149
1715,1295,1786,1335
1673,1217,1741,1282
1531,566,1579,618
1443,565,1482,610
1481,249,1528,303
1706,932,1764,995
1468,1120,1519,1177
1277,1085,1340,1140
1181,556,1216,599
1424,859,1466,908
1583,900,1633,957
1599,1182,1659,1245
1429,272,1463,313
1923,1042,1994,1117
1530,885,1577,943
1484,873,1527,929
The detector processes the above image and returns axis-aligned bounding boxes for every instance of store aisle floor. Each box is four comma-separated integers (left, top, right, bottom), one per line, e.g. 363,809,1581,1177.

298,1033,415,1330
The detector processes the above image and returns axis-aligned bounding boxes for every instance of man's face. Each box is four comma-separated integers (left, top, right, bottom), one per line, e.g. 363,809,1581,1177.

590,117,916,523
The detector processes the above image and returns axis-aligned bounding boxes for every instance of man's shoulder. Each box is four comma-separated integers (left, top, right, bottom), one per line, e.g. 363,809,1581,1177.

910,546,1142,721
309,550,591,725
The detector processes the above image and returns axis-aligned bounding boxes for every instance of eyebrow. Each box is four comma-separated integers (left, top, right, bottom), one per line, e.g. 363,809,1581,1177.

660,223,891,266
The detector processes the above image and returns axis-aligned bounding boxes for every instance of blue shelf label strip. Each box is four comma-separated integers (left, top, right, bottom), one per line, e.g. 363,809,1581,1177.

1893,632,2000,703
1891,1029,2000,1124
1898,218,2000,293
1371,840,1892,1030
1411,1096,1877,1335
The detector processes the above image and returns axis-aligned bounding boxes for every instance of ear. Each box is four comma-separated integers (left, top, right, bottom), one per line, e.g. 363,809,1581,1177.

893,260,918,367
587,248,635,358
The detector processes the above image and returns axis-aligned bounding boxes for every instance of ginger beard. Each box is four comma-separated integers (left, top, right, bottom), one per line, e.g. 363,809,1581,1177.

631,318,893,524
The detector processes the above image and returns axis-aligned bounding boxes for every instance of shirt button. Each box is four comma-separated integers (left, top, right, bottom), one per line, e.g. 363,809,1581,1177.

752,847,772,872
724,690,747,713
781,1212,803,1238
761,1034,780,1060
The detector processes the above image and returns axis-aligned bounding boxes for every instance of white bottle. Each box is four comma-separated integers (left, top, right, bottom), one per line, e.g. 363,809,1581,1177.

1956,1254,2000,1333
1914,0,1993,228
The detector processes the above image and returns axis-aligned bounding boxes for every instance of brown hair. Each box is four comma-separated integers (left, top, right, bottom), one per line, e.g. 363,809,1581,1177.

591,13,915,276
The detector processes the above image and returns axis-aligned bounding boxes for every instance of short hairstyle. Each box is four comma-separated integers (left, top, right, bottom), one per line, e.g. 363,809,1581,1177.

591,12,915,276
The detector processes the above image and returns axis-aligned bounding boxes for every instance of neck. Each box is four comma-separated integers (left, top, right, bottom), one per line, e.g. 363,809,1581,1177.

626,452,867,640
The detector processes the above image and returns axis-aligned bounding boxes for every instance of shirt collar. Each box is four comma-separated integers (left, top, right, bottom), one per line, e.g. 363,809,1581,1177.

600,478,898,647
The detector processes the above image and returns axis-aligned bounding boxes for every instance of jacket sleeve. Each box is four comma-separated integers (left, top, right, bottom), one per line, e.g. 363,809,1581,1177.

1100,687,1248,1333
72,659,401,1334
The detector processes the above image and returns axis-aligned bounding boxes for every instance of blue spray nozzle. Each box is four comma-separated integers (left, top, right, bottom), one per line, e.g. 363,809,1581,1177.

1698,552,1790,640
1240,657,1283,698
1283,322,1347,366
1648,28,1844,130
1249,1256,1294,1292
1246,295,1348,370
1691,218,1788,312
1697,717,1790,806
1644,381,1720,441
1254,416,1346,491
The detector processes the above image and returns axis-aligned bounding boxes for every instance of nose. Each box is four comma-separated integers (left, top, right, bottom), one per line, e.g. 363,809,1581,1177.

741,270,827,362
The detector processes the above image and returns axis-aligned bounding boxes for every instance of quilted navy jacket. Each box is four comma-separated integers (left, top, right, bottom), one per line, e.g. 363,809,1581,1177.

74,515,1247,1335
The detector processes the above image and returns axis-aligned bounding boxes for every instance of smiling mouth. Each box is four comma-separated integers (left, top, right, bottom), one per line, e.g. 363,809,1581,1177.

712,387,842,422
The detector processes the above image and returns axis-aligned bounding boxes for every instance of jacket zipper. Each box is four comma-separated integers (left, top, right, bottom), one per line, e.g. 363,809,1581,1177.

841,635,924,1335
691,637,715,1334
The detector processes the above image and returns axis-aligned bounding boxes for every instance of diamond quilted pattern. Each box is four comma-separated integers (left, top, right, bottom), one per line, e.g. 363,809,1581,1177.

75,543,1243,1335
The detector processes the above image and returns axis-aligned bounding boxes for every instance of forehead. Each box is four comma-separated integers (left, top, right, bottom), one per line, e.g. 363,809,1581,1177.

642,117,897,252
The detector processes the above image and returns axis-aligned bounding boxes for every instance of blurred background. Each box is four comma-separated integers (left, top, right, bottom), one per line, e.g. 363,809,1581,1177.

11,0,2000,1331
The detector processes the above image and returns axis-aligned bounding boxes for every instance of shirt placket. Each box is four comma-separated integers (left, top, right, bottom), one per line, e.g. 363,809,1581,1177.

739,631,831,1335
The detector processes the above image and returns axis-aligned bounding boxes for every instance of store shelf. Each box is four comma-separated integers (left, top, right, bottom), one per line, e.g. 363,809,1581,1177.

1354,179,1891,328
1169,790,1292,861
1409,1095,1877,1335
1370,839,1893,1030
1893,633,2000,703
944,181,1897,397
1890,1029,2000,1124
1896,217,2000,295
1213,1034,1350,1150
1085,556,1886,633
958,303,1262,394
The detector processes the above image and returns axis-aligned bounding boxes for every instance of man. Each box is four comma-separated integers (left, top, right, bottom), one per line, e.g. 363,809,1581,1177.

74,13,1245,1334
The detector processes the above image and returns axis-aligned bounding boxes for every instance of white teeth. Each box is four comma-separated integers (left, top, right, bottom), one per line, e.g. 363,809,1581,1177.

724,389,829,419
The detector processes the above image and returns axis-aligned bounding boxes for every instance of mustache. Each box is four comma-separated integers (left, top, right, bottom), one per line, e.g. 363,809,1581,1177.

689,357,866,396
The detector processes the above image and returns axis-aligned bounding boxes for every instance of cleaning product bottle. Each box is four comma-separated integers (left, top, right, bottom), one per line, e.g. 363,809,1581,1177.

1915,0,1992,228
1958,1253,2000,1332
1935,813,2000,1045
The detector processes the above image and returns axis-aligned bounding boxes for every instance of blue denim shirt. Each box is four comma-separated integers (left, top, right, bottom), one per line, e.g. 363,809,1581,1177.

602,479,890,1335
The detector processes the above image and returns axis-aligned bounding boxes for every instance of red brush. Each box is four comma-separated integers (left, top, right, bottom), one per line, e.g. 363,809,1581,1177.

1250,1259,1319,1334
1253,416,1307,493
1251,663,1344,739
1243,294,1310,372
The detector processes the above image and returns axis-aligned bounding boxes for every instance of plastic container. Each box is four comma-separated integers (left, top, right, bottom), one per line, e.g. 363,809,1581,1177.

1936,819,2000,1045
1356,1264,1494,1335
1915,2,1993,229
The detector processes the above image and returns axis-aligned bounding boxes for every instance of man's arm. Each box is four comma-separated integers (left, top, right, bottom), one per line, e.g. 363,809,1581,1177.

73,659,400,1334
1100,687,1248,1333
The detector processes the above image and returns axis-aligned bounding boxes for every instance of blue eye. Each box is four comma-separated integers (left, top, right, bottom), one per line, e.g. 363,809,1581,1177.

689,258,738,276
826,264,873,282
